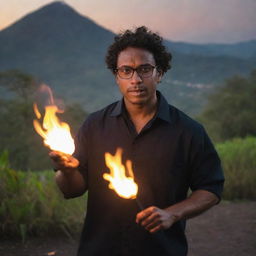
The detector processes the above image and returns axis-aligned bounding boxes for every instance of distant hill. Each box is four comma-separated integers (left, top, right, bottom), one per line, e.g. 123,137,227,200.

0,1,255,115
166,40,256,59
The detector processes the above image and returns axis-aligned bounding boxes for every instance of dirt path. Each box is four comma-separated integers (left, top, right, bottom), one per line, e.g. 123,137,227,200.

186,201,256,256
1,201,255,256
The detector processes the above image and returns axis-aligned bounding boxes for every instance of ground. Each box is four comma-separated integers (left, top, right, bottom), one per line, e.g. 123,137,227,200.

1,201,255,256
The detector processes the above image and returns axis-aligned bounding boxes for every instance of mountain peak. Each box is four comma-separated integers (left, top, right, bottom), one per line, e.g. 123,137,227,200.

38,1,76,13
0,1,79,35
46,1,69,6
31,0,79,19
0,0,115,42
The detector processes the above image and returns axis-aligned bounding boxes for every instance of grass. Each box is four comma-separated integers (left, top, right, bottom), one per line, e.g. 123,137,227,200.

216,136,256,200
0,151,86,241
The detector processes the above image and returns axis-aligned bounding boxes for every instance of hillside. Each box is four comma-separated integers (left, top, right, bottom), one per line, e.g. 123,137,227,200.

166,40,256,59
0,1,255,115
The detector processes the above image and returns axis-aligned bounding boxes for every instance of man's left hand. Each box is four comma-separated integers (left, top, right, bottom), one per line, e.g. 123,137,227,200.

136,206,178,233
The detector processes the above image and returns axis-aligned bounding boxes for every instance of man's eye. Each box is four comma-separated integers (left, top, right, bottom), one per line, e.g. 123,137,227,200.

120,68,132,74
139,66,151,73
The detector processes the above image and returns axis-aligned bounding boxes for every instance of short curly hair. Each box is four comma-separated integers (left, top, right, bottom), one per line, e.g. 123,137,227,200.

105,26,172,75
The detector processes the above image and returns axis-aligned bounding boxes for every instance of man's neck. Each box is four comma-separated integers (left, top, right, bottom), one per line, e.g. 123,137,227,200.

124,97,158,120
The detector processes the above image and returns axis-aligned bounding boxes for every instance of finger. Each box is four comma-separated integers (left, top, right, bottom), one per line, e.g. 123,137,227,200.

136,211,151,224
52,162,66,171
49,151,79,169
49,152,67,166
141,211,159,227
64,156,79,168
49,151,62,161
58,152,69,161
136,206,158,224
49,151,69,161
149,224,162,234
53,157,67,167
65,160,79,169
145,218,161,231
55,160,76,170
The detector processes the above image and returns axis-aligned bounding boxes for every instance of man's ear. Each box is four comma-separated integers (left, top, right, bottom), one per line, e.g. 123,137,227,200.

157,70,163,83
115,72,119,84
115,77,120,87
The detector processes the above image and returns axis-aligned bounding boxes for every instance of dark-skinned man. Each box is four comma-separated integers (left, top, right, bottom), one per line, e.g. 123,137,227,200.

50,26,224,256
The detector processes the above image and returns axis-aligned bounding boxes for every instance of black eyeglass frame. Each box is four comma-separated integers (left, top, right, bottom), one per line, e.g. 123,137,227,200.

115,64,157,79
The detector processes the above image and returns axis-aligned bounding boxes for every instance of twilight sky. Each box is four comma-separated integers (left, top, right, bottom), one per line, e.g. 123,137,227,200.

1,0,256,43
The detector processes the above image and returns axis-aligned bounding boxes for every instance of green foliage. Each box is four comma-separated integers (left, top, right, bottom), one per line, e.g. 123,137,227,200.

0,69,37,100
0,70,87,170
0,152,86,240
0,150,9,168
198,69,256,142
217,136,256,200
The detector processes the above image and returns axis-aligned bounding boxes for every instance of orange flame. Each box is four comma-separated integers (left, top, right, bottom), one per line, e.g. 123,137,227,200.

33,103,75,155
103,148,138,199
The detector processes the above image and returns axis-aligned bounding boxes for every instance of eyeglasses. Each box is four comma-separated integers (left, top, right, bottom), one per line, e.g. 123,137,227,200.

115,64,156,79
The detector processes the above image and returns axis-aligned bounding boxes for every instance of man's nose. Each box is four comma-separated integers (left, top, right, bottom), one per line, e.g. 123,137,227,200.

131,70,142,83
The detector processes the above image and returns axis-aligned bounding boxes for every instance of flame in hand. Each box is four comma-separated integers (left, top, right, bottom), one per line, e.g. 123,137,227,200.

103,148,138,199
33,103,75,155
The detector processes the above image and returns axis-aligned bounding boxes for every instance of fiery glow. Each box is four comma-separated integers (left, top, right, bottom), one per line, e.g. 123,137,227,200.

103,148,138,199
33,103,75,155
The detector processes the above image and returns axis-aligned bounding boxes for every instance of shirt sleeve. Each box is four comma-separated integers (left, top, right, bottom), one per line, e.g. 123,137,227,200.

188,126,225,201
73,118,90,184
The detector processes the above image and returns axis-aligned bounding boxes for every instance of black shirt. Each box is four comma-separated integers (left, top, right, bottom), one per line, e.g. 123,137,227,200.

74,91,224,256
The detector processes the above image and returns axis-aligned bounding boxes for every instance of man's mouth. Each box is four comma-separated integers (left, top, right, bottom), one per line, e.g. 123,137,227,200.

128,88,146,95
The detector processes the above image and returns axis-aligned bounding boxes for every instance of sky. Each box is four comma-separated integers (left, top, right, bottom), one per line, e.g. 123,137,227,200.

1,0,256,43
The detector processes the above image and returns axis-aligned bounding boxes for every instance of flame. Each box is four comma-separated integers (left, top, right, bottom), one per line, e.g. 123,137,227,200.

103,148,138,199
33,103,75,155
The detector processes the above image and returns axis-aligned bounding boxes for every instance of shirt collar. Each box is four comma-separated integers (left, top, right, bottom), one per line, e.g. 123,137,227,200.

155,90,172,123
110,99,123,117
110,90,172,124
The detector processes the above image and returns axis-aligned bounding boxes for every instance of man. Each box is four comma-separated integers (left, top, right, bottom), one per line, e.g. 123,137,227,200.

50,26,224,256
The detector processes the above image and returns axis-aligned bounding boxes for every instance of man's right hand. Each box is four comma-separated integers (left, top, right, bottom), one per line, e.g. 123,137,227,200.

49,151,79,174
49,151,86,198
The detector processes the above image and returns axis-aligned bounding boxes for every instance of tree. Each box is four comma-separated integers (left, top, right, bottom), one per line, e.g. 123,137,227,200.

0,70,38,170
198,69,256,142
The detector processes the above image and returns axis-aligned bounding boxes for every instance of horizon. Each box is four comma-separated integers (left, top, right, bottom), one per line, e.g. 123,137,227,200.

1,0,256,44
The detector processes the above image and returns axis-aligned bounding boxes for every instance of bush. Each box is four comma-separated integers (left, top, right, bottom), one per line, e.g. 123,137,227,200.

197,70,256,142
0,152,86,241
216,136,256,200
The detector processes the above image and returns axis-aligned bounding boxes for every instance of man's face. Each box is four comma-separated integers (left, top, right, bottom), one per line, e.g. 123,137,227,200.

115,47,162,106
